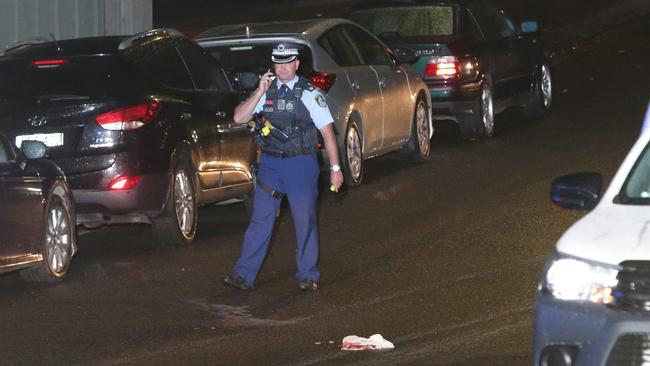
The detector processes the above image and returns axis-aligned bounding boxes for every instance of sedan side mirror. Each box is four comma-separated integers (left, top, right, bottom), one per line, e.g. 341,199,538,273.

20,140,48,160
521,21,539,34
550,172,603,211
392,47,420,65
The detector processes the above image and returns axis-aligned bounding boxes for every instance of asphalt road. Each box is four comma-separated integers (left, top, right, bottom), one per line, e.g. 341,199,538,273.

1,14,649,366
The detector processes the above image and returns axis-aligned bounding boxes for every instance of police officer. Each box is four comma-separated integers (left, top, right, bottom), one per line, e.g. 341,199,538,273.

223,42,344,291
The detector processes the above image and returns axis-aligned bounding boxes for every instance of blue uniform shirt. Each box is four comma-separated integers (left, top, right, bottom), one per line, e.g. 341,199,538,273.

253,76,334,130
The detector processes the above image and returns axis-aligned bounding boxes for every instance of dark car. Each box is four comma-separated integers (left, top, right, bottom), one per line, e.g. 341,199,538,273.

196,18,433,187
349,0,552,140
0,29,257,246
0,133,76,282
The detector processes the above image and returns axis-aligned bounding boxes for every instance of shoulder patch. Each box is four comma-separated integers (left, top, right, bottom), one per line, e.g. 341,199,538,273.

315,94,327,108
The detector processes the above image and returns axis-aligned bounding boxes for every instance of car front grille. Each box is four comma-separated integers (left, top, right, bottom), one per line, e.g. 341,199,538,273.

606,333,650,366
613,261,650,312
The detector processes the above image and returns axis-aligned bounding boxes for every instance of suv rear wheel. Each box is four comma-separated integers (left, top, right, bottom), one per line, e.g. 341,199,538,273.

153,157,197,246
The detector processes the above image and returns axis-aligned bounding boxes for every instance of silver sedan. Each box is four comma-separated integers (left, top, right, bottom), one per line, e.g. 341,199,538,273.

196,18,433,186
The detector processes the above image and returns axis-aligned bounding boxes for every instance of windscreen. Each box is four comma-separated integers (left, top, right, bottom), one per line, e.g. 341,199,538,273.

349,6,455,38
620,142,650,204
0,55,144,104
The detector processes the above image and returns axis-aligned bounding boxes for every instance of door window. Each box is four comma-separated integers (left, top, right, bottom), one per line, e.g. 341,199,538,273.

318,26,364,67
143,45,194,89
176,41,232,91
467,0,516,40
465,7,485,40
345,25,392,66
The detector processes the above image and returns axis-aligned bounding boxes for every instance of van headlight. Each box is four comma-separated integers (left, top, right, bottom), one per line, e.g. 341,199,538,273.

541,254,619,304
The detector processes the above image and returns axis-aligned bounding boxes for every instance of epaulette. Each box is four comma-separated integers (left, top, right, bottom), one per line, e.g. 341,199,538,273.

298,76,316,92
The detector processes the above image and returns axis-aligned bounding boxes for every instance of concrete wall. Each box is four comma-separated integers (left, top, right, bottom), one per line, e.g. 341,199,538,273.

0,0,152,51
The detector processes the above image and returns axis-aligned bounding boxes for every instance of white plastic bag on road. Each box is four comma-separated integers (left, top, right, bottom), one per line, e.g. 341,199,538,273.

340,334,395,351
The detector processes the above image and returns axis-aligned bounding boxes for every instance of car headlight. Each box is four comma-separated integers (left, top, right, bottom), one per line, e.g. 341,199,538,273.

542,255,619,304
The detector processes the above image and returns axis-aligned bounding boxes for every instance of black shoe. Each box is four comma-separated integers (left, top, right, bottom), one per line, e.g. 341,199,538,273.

297,278,318,291
223,273,252,290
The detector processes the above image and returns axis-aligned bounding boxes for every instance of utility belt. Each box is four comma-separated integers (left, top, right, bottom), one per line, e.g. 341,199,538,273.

261,149,311,158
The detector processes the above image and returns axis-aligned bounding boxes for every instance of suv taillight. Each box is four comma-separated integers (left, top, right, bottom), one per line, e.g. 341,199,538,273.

96,102,160,131
309,72,336,92
424,56,459,78
108,176,142,190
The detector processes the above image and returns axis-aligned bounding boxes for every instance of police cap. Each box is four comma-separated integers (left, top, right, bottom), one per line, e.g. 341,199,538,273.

271,42,300,64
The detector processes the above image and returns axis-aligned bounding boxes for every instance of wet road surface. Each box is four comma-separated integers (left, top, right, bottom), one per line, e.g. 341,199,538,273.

1,13,649,366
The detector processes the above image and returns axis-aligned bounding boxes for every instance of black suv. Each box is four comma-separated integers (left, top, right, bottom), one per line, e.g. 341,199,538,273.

0,29,257,245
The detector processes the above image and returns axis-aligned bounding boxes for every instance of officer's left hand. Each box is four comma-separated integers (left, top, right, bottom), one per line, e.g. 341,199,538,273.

330,171,344,192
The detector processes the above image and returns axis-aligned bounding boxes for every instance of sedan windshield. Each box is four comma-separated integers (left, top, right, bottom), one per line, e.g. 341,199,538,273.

620,142,650,204
349,6,455,38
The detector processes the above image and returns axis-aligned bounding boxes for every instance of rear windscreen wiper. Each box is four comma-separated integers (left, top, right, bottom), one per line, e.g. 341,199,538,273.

36,94,91,103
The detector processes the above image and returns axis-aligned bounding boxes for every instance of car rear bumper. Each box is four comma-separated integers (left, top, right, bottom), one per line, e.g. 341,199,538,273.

533,293,650,366
427,80,482,122
74,173,168,226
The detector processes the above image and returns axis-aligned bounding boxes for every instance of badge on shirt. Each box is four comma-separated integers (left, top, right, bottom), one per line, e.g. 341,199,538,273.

277,99,286,111
315,94,327,108
285,100,295,112
263,106,274,113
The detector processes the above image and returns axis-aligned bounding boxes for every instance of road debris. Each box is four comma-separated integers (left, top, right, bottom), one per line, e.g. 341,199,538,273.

341,334,395,351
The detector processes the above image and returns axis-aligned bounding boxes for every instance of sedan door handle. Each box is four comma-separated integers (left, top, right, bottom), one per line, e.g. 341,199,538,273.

350,81,361,91
180,112,192,120
215,111,226,118
379,78,387,88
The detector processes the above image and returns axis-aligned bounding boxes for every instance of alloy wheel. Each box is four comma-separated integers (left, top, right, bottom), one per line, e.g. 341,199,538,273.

45,204,72,275
174,169,195,238
481,85,494,137
541,64,552,109
415,101,430,156
346,126,362,182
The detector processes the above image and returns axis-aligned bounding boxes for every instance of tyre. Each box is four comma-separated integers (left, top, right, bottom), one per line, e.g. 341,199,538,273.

343,120,364,187
404,97,431,162
20,185,75,283
459,81,494,141
153,157,197,246
524,62,552,119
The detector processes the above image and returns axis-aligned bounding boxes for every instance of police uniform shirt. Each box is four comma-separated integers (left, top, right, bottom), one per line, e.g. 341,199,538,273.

253,76,333,130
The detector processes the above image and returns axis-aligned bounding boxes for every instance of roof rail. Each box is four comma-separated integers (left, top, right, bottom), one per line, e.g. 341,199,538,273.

118,28,185,50
4,36,51,53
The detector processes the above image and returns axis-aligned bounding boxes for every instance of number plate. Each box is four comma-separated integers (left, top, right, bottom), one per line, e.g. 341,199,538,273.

15,133,64,147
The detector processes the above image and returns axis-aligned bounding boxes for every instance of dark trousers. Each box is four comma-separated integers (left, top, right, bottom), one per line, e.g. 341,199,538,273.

233,153,320,286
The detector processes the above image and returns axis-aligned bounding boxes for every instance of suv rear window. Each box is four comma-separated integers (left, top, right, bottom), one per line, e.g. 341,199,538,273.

0,55,144,103
206,43,314,91
349,6,455,38
208,44,314,74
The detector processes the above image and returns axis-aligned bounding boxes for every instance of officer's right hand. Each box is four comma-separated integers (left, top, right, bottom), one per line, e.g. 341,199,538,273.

259,70,275,93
